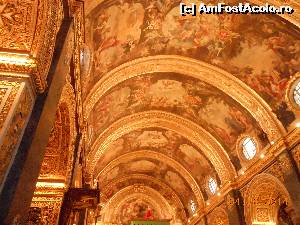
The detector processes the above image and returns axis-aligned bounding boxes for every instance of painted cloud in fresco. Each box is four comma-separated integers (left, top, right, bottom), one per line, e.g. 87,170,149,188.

86,0,300,128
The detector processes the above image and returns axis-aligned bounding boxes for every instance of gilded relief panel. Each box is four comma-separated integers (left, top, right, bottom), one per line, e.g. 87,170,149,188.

0,81,20,130
99,156,197,212
86,0,300,128
101,175,187,222
39,103,71,180
94,127,218,194
28,196,62,225
0,0,37,51
0,82,33,184
89,73,268,168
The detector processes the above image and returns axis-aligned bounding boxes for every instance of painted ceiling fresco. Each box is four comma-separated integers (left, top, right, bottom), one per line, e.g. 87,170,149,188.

94,128,218,191
117,198,159,225
88,73,268,167
101,176,187,220
85,0,300,128
98,156,197,211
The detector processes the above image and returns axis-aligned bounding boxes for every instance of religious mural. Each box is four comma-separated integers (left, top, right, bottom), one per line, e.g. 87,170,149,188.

99,155,197,210
86,0,300,128
89,73,268,168
101,176,187,221
117,198,158,225
94,128,218,191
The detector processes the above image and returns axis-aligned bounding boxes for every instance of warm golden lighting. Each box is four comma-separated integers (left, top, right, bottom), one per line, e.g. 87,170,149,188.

296,122,300,128
252,222,275,225
260,154,265,159
36,182,65,189
0,52,35,65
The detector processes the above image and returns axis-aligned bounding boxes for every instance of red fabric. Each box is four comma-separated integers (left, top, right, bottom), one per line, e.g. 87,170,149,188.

144,209,154,220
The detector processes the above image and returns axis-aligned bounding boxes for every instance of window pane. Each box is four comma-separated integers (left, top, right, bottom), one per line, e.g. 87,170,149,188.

242,137,256,160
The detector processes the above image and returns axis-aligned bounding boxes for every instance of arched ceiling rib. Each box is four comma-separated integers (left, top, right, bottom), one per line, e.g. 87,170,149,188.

101,174,186,216
84,0,300,130
84,56,285,142
96,150,205,207
86,111,237,184
102,186,174,224
81,0,300,221
93,127,218,194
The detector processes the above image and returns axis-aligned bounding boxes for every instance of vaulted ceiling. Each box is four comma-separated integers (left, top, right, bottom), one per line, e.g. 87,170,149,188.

80,0,300,224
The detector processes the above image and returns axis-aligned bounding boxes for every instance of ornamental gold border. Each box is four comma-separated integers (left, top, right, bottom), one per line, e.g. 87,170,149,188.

96,150,204,208
86,111,237,186
236,133,263,168
285,72,300,113
58,80,77,187
243,173,292,225
100,173,186,221
102,185,173,223
84,55,285,142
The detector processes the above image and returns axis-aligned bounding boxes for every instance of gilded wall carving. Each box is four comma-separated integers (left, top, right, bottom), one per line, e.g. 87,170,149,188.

0,0,63,92
101,174,187,222
244,174,292,225
0,81,33,185
29,196,63,225
0,80,20,130
266,153,293,182
292,144,300,171
39,80,76,184
207,207,230,225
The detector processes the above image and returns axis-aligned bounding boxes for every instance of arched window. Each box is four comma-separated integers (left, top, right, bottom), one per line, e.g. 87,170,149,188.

208,178,217,194
293,80,300,107
242,137,256,160
190,199,196,213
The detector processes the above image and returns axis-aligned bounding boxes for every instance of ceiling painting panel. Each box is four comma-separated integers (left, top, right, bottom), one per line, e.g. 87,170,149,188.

94,128,218,192
88,73,268,167
101,174,186,220
85,0,300,128
98,156,198,213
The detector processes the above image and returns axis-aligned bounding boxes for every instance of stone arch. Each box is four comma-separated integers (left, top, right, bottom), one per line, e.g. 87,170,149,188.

244,173,295,225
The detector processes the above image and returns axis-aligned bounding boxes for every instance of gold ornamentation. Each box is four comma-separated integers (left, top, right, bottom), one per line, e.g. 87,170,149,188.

285,72,300,113
96,150,204,208
243,173,292,225
101,173,186,222
0,83,33,184
84,55,285,143
266,153,293,182
0,80,20,130
207,207,230,225
101,185,173,224
87,111,237,186
292,144,300,170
